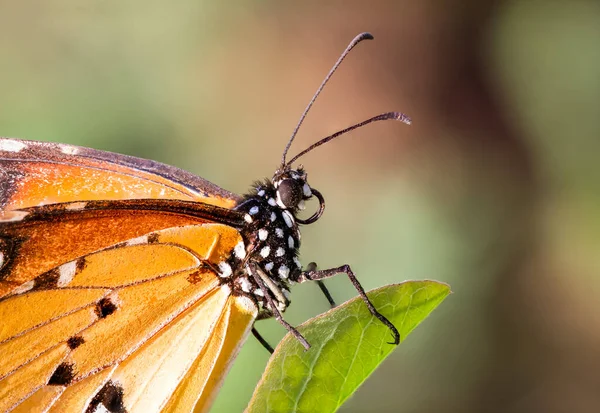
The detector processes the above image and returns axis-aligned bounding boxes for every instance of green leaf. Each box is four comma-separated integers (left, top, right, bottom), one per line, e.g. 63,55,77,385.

245,280,451,413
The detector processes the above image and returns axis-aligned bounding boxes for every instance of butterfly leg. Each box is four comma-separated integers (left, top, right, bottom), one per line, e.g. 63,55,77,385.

251,326,275,354
299,264,400,345
316,280,336,308
307,263,337,308
247,262,311,350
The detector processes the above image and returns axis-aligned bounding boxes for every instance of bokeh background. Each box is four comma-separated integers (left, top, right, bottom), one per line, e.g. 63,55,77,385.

1,1,599,412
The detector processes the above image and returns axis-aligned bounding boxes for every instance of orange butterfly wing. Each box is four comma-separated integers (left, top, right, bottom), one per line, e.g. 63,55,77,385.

0,139,256,412
0,138,240,211
0,200,243,297
0,208,257,413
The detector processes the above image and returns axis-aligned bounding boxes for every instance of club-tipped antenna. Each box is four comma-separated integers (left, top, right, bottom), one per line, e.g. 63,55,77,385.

286,112,411,166
280,32,374,168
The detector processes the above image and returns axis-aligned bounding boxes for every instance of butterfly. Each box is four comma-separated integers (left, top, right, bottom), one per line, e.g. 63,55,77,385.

0,33,411,413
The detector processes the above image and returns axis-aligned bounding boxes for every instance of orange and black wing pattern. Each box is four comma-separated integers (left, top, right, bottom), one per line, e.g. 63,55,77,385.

0,138,241,212
0,139,256,413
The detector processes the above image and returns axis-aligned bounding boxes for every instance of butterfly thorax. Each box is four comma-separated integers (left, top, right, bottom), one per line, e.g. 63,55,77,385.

219,167,315,316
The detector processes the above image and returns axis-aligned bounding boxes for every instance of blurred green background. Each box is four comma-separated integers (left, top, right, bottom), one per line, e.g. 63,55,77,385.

1,1,599,412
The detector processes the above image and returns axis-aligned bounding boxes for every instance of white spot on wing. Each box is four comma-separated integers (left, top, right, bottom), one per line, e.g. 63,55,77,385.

91,404,111,413
275,228,284,238
268,198,277,206
257,189,265,197
234,241,246,259
244,214,253,223
288,236,294,249
254,288,264,297
60,144,80,155
258,229,268,241
249,206,260,215
264,262,274,271
270,212,276,222
13,280,34,295
57,261,77,286
282,210,294,228
293,257,302,268
260,246,270,258
278,265,290,279
275,247,285,257
0,139,26,152
65,202,87,211
218,262,232,278
126,235,148,246
0,211,29,222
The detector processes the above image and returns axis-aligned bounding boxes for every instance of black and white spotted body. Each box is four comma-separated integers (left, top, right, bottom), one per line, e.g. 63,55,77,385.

220,167,313,316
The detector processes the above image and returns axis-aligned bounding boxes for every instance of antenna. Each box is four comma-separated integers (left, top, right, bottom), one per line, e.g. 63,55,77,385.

286,112,411,166
280,32,374,167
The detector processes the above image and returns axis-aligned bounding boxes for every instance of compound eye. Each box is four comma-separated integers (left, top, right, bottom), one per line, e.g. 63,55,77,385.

277,179,303,209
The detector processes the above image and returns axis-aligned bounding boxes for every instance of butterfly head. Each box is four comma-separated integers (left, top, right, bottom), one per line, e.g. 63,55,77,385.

272,166,325,225
274,169,309,210
272,168,308,209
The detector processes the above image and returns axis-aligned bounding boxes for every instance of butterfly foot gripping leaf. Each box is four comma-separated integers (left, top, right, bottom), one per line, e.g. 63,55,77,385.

0,32,415,413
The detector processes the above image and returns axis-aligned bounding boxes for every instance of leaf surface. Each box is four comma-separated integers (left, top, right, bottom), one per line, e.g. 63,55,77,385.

246,280,451,413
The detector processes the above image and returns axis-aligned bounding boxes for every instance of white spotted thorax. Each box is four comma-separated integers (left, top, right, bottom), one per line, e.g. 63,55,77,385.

220,167,315,316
